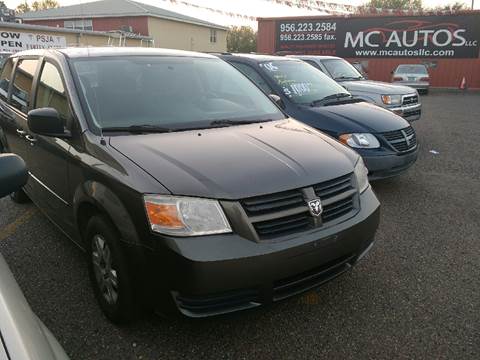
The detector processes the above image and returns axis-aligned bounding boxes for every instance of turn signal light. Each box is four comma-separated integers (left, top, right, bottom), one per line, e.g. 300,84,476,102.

145,201,184,229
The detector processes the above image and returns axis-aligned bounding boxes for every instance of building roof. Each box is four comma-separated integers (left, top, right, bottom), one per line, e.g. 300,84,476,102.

20,0,228,30
0,21,151,40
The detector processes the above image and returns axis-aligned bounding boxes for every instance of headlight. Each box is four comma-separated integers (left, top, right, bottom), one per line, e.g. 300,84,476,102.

381,94,402,105
144,195,232,236
339,133,380,149
354,157,369,193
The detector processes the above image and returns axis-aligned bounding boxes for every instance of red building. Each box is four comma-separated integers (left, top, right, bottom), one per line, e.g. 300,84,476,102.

257,11,480,89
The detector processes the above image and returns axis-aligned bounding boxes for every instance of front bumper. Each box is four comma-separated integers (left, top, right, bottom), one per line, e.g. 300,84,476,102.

360,147,418,180
142,188,380,318
388,102,422,121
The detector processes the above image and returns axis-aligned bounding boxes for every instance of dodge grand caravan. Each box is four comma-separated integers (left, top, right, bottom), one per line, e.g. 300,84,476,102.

0,48,380,322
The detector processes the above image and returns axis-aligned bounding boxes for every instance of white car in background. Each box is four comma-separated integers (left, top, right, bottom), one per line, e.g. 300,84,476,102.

392,64,430,94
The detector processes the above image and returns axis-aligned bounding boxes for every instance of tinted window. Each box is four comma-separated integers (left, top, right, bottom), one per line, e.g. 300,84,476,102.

304,60,322,72
231,62,273,94
322,59,363,80
0,58,14,102
72,56,285,129
11,59,38,113
395,65,428,74
36,62,71,123
258,60,349,105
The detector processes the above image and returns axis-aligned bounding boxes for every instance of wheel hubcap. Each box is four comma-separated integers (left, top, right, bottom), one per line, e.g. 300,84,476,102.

92,235,118,305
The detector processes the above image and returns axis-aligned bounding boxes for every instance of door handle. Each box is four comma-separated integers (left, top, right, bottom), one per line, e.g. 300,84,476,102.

25,135,37,144
16,129,26,136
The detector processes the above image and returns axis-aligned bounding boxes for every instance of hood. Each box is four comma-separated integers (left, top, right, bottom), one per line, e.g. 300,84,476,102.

340,80,416,95
109,119,357,200
298,101,410,134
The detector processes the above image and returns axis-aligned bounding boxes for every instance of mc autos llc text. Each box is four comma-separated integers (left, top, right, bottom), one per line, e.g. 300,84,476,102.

275,13,480,58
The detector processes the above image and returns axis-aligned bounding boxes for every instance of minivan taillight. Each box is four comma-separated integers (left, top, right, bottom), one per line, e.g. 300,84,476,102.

392,77,402,81
420,77,429,81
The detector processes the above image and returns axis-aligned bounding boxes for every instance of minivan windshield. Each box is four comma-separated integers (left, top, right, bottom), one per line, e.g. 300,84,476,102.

395,65,428,74
322,59,363,81
258,60,350,105
71,56,285,131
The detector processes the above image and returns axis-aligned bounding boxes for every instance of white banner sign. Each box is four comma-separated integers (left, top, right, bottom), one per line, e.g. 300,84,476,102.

0,31,67,52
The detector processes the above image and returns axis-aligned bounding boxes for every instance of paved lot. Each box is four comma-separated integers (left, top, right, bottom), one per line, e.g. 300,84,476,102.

1,92,479,360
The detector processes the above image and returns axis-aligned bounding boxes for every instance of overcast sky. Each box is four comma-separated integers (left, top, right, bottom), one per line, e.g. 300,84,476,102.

3,0,478,28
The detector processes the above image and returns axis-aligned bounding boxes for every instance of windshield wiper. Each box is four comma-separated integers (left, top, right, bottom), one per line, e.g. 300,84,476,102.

310,93,351,107
209,119,274,127
101,125,173,134
335,76,363,81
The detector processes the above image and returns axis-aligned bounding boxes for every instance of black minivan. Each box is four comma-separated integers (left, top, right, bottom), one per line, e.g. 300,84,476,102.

219,54,419,180
0,48,380,322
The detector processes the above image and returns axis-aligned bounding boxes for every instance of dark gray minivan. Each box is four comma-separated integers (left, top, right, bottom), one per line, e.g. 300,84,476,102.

0,48,380,322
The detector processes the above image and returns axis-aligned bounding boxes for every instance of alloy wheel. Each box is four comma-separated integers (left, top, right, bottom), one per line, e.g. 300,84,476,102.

92,235,119,305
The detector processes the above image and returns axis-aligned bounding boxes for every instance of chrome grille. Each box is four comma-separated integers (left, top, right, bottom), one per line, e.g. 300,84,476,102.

402,94,418,106
241,173,358,240
382,126,417,153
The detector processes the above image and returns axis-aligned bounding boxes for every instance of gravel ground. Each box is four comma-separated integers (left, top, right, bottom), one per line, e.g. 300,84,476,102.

0,92,479,360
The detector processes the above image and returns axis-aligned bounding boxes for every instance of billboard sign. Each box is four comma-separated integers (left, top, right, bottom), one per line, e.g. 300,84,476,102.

276,14,480,58
0,31,67,53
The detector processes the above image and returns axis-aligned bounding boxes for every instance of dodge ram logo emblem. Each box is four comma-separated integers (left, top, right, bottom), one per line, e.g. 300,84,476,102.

307,199,323,217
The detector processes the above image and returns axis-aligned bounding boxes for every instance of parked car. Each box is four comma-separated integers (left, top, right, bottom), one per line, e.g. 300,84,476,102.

289,55,422,122
0,48,380,321
392,64,430,94
219,54,418,180
350,61,368,79
0,153,69,360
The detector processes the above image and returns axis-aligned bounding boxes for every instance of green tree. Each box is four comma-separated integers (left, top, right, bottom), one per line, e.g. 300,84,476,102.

15,1,31,14
227,26,257,53
432,1,467,10
31,0,59,11
356,0,423,12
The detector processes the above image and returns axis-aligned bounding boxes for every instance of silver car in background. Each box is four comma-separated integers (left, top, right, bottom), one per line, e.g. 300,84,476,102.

392,64,430,94
0,154,69,360
289,55,422,122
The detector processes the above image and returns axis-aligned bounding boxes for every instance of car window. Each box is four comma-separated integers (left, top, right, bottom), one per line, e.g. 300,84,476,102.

395,65,428,74
0,58,14,102
258,60,349,105
71,56,285,130
35,61,72,124
321,59,363,80
304,60,323,72
230,62,273,94
11,59,38,113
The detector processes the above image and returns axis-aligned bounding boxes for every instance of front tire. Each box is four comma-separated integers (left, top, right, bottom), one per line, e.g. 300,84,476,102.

86,215,137,324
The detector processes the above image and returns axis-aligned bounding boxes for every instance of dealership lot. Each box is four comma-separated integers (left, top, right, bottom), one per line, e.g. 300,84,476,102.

0,92,478,359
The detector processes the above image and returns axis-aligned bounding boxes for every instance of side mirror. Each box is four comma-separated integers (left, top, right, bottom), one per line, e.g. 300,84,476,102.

27,108,71,138
269,94,285,109
0,154,28,198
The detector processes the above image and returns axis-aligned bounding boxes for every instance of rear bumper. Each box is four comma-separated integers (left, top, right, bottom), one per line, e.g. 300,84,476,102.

389,103,422,121
393,81,429,91
142,188,380,317
361,147,418,180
